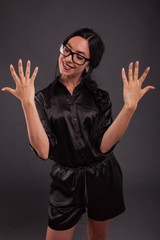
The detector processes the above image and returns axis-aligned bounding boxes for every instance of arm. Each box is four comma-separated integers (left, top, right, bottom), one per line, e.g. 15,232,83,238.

1,59,49,159
100,61,155,153
22,101,49,159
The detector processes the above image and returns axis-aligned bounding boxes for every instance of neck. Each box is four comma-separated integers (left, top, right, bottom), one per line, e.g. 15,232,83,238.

59,74,82,88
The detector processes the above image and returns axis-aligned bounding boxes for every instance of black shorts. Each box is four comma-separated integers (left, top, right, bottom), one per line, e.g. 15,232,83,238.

48,153,126,231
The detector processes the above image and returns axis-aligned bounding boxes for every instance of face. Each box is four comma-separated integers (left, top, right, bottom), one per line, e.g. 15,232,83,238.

58,36,90,79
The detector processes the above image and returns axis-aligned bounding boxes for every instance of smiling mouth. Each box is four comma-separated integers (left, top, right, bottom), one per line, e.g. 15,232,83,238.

62,61,74,70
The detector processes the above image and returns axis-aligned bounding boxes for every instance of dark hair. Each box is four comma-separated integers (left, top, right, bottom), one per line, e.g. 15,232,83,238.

56,28,110,114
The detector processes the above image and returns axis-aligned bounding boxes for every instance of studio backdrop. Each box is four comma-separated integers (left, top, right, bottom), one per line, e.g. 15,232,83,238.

0,0,160,239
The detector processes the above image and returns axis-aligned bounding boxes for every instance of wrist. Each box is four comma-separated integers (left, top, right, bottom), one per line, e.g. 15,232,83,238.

21,99,35,109
123,103,137,113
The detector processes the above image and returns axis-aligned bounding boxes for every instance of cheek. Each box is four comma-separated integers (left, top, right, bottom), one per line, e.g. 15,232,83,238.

58,55,63,69
58,55,62,64
76,65,86,73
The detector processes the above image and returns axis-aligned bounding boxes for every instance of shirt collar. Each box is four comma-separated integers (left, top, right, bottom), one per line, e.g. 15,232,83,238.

50,76,85,97
56,76,84,91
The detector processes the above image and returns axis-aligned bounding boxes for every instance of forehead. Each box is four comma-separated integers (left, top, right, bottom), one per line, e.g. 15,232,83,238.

67,36,90,56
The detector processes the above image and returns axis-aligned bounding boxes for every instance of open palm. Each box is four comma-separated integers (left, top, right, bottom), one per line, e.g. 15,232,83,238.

122,61,155,110
1,59,38,104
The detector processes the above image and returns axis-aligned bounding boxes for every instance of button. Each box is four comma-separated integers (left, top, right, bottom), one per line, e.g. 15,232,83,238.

73,117,77,121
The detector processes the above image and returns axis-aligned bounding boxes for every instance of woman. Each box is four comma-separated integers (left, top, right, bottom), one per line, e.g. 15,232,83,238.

2,28,155,240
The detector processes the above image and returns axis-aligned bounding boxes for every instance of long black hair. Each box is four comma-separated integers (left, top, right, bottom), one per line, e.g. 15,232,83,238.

55,28,110,114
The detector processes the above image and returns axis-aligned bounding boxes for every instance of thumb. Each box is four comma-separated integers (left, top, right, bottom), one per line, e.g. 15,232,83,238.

141,86,155,97
1,87,16,96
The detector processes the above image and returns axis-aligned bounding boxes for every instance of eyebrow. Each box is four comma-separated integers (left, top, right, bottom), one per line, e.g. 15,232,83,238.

66,43,86,57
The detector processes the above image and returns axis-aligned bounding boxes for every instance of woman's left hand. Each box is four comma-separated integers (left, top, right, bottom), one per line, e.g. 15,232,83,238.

122,61,155,111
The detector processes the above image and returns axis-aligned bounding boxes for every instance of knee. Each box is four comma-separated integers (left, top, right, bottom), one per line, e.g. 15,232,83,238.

87,231,107,240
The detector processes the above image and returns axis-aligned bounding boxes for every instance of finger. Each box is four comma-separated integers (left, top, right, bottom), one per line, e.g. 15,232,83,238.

141,85,155,98
139,67,150,84
10,64,20,83
134,61,139,80
25,60,31,80
128,62,133,81
30,67,38,82
1,87,16,96
18,59,24,80
121,68,128,84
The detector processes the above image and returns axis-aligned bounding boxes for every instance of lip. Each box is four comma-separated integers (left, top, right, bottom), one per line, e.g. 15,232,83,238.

62,61,74,70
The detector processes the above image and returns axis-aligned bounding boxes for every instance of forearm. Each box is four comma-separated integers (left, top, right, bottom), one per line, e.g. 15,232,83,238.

22,101,49,159
100,104,135,153
100,61,155,154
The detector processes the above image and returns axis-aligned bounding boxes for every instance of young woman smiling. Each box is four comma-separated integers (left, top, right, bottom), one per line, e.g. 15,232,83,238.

2,28,155,240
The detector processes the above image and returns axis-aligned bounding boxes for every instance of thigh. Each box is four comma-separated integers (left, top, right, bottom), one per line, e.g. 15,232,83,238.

87,217,109,240
49,163,86,230
46,223,77,240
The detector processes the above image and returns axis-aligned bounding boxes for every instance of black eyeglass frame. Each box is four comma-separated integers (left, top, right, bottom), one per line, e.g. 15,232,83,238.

60,44,90,66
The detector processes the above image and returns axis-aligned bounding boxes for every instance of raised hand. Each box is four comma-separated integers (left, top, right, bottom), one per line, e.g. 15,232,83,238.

1,59,38,104
122,61,155,111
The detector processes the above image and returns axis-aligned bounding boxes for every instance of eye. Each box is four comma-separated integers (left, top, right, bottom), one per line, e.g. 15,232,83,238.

64,46,70,52
76,54,84,60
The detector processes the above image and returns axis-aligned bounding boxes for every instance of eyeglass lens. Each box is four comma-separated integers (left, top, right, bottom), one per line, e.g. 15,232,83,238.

60,45,85,65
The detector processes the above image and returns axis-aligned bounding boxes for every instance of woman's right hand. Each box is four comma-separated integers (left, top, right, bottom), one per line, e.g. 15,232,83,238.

1,59,38,105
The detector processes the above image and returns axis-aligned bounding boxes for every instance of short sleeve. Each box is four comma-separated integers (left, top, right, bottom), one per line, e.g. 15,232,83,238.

90,91,118,155
30,91,57,160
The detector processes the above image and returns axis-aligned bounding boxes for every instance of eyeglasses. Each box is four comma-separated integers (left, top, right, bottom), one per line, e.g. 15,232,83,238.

60,44,90,65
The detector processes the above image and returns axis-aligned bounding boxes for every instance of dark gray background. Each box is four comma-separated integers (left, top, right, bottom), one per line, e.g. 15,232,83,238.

0,0,160,239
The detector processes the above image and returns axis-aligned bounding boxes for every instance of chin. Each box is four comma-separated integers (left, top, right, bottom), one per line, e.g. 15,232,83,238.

60,69,73,76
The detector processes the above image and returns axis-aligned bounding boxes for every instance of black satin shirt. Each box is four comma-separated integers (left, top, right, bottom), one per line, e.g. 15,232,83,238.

31,77,115,168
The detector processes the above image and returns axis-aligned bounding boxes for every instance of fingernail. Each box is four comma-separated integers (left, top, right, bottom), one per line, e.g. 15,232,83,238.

28,60,30,64
130,62,133,66
136,61,139,64
148,67,150,71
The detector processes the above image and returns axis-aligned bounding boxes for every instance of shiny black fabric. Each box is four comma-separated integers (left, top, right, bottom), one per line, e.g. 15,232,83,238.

31,76,115,167
30,76,125,230
48,153,125,230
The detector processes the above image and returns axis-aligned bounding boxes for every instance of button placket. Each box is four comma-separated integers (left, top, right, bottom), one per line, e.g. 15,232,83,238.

68,96,82,140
